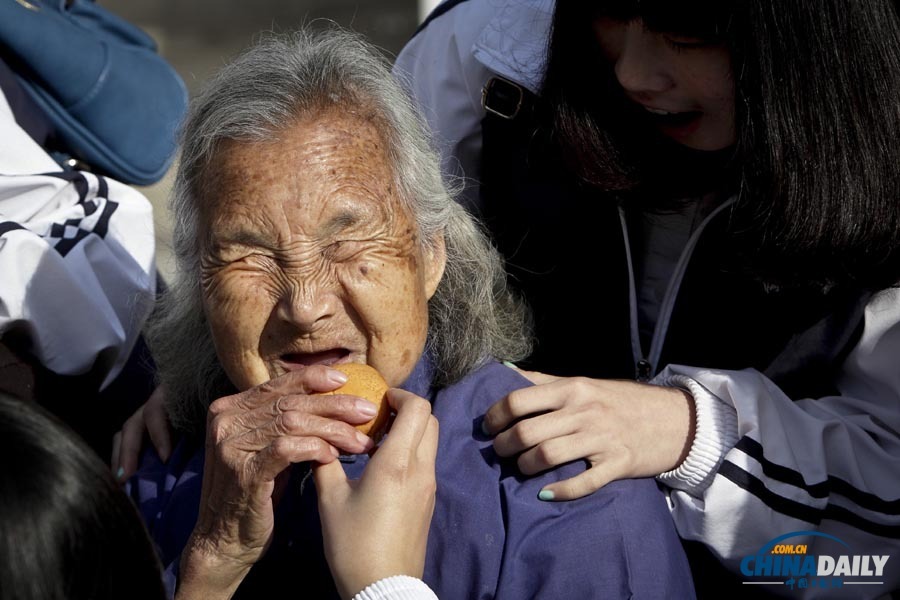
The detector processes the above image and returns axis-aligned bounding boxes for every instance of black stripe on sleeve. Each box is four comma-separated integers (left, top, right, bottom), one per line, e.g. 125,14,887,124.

44,170,88,203
96,173,108,200
91,176,117,238
0,222,26,237
42,171,81,181
413,0,472,38
719,461,900,538
736,437,900,515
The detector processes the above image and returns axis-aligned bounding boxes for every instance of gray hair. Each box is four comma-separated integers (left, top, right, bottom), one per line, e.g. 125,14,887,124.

148,27,531,433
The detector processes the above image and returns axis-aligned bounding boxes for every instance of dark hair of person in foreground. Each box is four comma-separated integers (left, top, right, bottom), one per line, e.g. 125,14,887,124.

0,394,166,600
544,0,900,292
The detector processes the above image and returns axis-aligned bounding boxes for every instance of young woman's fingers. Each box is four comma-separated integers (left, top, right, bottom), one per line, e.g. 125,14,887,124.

491,410,582,458
515,433,596,475
537,458,628,501
517,369,560,386
416,415,440,464
110,431,122,477
144,386,174,463
116,406,146,480
381,388,434,452
312,458,352,500
482,383,567,435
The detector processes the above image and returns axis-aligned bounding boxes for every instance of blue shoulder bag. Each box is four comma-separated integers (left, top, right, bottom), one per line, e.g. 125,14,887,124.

0,0,188,184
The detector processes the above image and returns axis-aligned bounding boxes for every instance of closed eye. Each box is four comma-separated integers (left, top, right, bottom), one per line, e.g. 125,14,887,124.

322,240,367,262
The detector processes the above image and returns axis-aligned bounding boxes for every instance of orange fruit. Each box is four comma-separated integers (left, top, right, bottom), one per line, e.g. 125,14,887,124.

321,363,390,441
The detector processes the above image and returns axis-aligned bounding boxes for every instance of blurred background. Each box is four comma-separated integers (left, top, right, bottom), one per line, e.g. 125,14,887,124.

103,0,439,281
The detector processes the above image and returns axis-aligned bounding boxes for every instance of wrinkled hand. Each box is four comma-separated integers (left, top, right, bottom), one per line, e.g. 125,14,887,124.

112,384,173,481
314,388,438,600
176,365,381,600
483,371,695,501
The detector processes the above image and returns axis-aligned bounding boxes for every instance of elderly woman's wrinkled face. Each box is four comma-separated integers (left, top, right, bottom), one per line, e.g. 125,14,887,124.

199,112,445,389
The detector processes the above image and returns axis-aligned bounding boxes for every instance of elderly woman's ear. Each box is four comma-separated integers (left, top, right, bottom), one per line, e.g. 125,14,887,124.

423,233,447,300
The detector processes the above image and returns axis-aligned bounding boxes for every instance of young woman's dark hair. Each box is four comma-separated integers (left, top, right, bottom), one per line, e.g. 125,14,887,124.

0,394,166,600
543,0,900,290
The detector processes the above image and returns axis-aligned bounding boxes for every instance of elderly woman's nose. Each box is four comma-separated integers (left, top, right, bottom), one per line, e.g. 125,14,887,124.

276,282,338,331
613,22,674,95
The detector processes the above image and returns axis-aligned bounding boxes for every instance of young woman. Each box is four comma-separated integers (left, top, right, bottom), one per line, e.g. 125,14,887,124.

396,0,900,594
0,394,167,600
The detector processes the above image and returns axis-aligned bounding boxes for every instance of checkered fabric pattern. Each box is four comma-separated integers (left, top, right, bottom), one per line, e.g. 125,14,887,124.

41,171,118,256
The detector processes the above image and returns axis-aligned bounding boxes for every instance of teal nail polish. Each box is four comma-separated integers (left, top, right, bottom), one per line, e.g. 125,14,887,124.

538,489,555,501
116,467,125,480
502,361,519,370
480,419,491,436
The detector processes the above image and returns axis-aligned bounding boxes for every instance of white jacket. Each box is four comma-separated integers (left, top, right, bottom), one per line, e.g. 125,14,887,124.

395,1,900,596
353,576,438,600
0,88,156,388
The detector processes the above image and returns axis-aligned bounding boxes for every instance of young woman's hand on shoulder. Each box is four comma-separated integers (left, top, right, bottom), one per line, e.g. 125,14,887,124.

483,371,695,500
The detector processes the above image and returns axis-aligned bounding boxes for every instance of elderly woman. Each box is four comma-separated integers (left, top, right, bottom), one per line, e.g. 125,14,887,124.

131,29,694,599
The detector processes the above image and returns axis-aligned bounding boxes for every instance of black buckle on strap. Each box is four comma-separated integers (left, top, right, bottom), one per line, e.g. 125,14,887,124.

482,76,525,120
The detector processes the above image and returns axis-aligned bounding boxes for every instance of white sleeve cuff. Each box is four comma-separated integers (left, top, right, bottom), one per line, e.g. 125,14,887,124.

353,575,439,600
655,374,739,495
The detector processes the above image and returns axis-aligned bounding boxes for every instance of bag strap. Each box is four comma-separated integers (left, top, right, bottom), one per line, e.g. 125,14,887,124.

481,76,533,121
